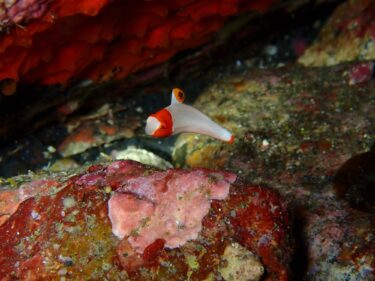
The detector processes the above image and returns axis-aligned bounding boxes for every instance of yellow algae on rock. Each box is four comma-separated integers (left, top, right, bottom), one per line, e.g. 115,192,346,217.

173,75,288,169
299,0,375,66
49,158,80,172
185,143,232,169
218,243,264,281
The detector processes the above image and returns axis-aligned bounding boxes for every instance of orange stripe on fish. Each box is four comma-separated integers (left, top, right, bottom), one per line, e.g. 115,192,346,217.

145,88,234,143
146,108,173,138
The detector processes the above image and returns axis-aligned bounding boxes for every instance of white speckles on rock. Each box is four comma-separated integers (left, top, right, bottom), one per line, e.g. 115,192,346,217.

262,139,269,148
31,210,41,220
57,268,67,276
264,45,278,56
63,196,76,209
218,243,264,281
260,139,271,151
58,255,74,267
235,60,243,68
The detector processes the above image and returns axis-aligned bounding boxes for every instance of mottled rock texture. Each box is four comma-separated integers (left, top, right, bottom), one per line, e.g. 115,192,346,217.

172,61,375,280
299,0,375,66
0,160,294,280
0,0,51,28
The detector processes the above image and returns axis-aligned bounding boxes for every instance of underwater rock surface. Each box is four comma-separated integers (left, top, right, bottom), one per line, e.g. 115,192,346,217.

299,0,375,66
0,0,374,280
0,160,293,280
333,151,375,214
300,192,375,281
172,60,375,280
0,0,51,28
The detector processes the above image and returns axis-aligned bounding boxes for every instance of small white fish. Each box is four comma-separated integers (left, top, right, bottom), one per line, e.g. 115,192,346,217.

145,88,234,143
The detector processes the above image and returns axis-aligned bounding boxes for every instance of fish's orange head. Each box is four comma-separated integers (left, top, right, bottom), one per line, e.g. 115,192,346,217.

145,108,173,138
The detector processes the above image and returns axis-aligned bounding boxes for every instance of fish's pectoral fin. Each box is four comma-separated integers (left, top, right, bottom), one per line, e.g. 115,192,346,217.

171,88,185,105
227,135,235,144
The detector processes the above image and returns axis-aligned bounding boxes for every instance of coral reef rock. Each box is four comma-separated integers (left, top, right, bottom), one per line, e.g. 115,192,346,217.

299,0,375,66
300,192,375,281
172,60,375,280
0,160,294,280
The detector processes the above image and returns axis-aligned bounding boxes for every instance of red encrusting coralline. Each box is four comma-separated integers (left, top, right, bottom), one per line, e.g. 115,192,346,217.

0,160,293,280
348,61,374,85
0,0,276,85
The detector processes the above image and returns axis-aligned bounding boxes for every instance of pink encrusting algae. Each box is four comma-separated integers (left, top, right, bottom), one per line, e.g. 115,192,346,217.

0,179,58,225
108,169,236,253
